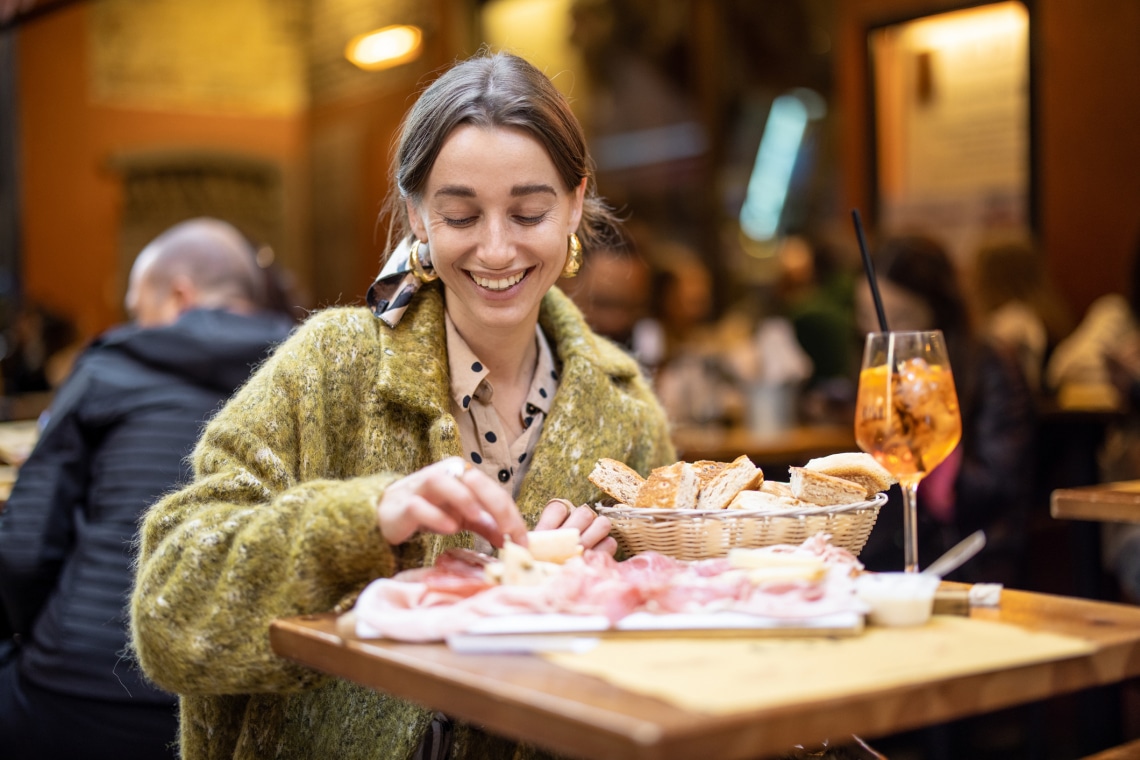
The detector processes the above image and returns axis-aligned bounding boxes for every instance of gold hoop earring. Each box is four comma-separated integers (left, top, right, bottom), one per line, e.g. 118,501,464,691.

409,239,438,283
561,233,583,278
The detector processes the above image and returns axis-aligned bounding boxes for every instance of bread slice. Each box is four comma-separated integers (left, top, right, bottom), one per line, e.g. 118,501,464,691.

760,480,796,499
788,467,869,506
635,461,700,509
804,452,896,498
588,458,645,505
727,489,805,511
696,455,764,510
691,460,728,490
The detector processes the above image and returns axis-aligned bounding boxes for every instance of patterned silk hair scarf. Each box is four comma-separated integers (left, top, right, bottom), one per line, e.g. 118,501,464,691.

367,237,430,328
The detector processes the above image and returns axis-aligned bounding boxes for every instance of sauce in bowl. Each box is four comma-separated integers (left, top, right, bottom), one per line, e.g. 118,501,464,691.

855,572,940,627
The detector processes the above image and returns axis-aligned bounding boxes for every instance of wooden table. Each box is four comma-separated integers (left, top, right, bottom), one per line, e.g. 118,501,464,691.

1052,480,1140,524
1082,738,1140,760
672,424,857,470
271,590,1140,760
0,418,39,466
0,419,36,513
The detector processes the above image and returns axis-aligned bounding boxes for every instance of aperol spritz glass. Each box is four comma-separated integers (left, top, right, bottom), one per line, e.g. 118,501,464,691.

855,331,962,572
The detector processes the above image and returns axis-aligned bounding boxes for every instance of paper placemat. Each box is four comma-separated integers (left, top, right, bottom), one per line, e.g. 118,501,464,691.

543,616,1094,715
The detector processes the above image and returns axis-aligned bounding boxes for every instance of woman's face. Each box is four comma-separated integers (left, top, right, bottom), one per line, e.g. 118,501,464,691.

406,125,586,337
855,278,935,335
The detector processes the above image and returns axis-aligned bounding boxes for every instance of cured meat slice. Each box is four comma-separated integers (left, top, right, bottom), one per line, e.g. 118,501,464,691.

351,533,864,642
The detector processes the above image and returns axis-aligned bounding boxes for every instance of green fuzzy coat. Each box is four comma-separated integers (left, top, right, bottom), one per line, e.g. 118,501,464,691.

130,283,675,760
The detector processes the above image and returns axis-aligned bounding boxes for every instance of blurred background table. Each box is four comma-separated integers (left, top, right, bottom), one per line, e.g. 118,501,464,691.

271,589,1140,760
0,419,39,511
1052,481,1140,524
671,424,857,473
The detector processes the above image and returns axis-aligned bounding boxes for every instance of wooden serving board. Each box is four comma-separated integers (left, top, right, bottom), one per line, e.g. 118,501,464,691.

441,611,864,653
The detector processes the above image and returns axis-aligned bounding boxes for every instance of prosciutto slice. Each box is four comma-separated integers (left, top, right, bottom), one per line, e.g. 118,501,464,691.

352,533,864,642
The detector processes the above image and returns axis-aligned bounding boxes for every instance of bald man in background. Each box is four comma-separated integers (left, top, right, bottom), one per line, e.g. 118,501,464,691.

0,218,295,759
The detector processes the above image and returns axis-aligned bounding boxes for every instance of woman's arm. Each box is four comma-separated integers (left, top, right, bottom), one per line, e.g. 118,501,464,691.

130,316,403,697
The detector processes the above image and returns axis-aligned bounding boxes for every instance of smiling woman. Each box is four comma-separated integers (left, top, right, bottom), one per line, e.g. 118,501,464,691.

130,51,675,760
408,125,585,336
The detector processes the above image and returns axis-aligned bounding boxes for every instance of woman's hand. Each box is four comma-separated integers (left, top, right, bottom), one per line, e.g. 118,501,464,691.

377,457,529,549
535,499,617,556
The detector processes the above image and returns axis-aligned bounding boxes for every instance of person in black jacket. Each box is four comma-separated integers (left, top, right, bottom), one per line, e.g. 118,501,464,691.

0,218,294,760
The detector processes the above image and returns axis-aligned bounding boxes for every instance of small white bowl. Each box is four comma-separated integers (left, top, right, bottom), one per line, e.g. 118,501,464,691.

855,572,940,627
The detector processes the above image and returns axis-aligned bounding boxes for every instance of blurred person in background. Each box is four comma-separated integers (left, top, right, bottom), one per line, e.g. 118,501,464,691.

775,233,860,423
557,229,656,370
0,217,294,760
972,235,1073,394
244,237,310,326
643,249,748,426
1086,229,1140,603
855,235,1035,589
647,246,716,364
0,300,80,396
1045,239,1136,410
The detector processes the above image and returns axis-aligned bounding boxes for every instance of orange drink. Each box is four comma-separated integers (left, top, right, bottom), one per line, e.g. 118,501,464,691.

855,359,962,480
855,331,962,572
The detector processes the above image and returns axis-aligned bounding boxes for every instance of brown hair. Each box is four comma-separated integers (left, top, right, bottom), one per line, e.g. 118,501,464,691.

380,51,622,257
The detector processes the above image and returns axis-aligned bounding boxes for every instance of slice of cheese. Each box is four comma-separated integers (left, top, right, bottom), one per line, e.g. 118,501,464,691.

746,564,826,584
727,548,826,583
526,528,583,564
487,529,582,586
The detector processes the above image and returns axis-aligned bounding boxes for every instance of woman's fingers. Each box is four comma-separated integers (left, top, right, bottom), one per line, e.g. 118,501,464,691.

457,468,529,548
417,465,494,528
378,458,619,553
378,457,527,547
378,493,461,545
557,504,600,533
535,499,573,530
593,536,619,557
536,502,615,551
412,458,528,548
577,511,613,550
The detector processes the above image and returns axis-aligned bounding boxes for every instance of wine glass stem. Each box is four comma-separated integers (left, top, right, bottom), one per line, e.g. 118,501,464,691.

901,477,921,573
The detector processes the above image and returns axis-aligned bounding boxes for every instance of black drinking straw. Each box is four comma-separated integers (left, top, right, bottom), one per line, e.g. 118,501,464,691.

851,208,889,333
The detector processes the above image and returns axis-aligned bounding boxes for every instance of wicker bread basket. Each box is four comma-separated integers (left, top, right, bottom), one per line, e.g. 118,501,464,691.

597,491,887,561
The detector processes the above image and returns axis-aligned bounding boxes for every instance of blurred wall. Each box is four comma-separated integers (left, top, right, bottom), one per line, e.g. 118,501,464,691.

16,2,308,337
305,0,471,303
15,0,472,339
836,0,1140,320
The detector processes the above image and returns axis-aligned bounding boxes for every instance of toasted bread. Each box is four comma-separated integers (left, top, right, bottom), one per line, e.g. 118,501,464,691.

727,489,805,511
696,455,764,510
588,458,645,505
635,461,700,509
788,466,869,506
804,452,896,498
691,460,729,489
760,480,796,499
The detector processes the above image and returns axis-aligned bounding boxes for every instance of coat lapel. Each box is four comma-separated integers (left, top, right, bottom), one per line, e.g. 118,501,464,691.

371,283,461,461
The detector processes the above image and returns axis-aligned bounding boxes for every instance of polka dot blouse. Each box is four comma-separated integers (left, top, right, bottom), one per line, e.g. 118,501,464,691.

444,313,559,501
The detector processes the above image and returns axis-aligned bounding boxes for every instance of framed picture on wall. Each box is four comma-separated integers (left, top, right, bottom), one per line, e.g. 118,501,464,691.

867,1,1032,262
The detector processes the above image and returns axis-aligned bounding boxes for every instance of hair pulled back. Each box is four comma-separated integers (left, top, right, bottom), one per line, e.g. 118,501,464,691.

382,51,621,257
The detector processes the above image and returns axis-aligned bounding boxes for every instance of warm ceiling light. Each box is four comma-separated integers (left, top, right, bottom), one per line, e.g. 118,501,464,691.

346,25,423,71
